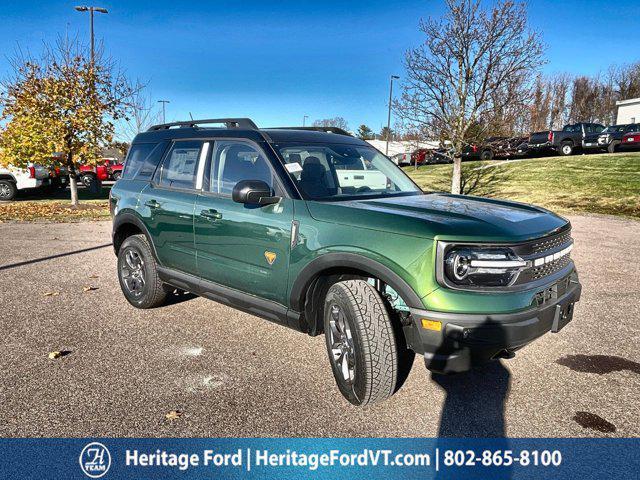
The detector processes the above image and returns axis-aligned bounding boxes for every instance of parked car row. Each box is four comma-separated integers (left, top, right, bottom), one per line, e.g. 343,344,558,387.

393,121,640,168
0,157,123,201
521,122,640,156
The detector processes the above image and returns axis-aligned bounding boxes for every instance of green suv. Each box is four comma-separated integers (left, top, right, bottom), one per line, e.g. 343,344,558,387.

110,118,581,406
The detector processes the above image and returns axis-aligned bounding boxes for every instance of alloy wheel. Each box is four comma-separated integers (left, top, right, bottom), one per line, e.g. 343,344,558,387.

328,304,356,383
0,184,11,199
121,248,146,297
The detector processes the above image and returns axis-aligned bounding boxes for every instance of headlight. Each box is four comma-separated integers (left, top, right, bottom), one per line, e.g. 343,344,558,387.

444,247,526,287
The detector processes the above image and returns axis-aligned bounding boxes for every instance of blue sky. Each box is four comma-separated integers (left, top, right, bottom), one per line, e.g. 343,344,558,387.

2,0,638,138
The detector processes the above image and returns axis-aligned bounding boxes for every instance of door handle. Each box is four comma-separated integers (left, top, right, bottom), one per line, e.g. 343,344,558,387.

200,209,222,220
145,199,160,209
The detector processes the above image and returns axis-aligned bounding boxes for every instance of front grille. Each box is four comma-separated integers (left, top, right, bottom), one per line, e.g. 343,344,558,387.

530,230,572,254
511,226,574,285
529,254,571,281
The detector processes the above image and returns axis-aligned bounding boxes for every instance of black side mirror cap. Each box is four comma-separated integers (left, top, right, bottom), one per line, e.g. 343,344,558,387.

232,179,280,206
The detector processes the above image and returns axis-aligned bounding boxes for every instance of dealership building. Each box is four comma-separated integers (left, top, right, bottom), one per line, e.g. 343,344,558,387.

616,97,640,124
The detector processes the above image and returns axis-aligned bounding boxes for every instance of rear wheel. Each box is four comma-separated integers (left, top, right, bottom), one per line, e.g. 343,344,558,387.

0,180,17,201
323,279,409,406
117,234,169,309
560,141,574,156
80,173,94,187
608,141,619,154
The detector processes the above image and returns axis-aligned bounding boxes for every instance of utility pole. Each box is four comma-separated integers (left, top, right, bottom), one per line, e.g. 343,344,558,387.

158,100,170,124
386,75,399,155
74,6,108,64
303,115,309,127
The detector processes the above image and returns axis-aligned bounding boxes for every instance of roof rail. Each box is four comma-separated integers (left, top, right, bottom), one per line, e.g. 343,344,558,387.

270,126,352,136
147,118,259,131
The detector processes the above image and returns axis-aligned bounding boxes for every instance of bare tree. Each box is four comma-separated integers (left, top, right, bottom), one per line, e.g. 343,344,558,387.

569,76,599,123
119,88,160,142
395,0,545,194
312,116,349,131
548,73,571,129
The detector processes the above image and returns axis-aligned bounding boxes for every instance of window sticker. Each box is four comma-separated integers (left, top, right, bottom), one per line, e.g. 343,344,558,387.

285,162,303,173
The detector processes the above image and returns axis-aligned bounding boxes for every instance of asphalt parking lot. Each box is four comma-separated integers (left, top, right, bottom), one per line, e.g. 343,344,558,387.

0,215,638,438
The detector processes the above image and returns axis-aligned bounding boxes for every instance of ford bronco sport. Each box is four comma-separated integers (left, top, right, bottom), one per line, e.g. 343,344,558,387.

110,118,581,406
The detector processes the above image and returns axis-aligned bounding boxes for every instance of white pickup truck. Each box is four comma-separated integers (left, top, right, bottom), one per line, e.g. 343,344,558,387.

0,164,59,201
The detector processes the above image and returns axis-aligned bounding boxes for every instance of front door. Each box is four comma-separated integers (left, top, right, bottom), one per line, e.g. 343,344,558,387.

138,140,206,275
194,140,293,305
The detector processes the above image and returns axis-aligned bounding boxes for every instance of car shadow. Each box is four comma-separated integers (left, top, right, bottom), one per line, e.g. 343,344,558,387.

428,320,513,478
163,289,198,306
431,360,510,437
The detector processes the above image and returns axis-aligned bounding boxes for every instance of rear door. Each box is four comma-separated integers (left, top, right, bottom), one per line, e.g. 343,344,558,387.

194,139,293,305
138,140,208,275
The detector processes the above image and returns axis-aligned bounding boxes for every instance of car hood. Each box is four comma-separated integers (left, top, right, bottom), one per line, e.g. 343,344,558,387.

306,193,569,242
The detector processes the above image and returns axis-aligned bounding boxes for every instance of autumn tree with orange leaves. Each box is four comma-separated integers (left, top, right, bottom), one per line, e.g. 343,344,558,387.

0,37,139,206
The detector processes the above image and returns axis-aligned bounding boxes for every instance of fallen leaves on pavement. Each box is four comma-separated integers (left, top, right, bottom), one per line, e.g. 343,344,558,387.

82,286,99,292
43,291,60,297
165,410,183,421
0,201,109,222
48,350,71,360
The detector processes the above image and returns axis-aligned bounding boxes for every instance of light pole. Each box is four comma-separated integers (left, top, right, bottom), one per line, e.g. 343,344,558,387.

74,6,108,64
386,75,399,155
158,100,170,123
303,115,309,127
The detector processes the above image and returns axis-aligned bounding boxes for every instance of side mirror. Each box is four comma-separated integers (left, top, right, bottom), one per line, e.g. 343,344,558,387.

232,179,280,206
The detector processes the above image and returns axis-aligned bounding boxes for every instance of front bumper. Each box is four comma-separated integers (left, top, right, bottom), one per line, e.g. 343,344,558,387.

405,271,581,374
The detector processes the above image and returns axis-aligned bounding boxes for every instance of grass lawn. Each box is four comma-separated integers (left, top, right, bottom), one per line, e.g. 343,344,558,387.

405,152,640,219
1,152,638,221
0,186,110,222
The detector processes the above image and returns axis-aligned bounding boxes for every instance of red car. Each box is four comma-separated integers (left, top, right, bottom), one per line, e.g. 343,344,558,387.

410,148,432,165
620,131,640,149
79,158,124,186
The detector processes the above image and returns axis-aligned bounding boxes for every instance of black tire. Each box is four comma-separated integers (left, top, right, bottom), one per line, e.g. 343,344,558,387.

117,234,168,309
0,180,17,201
323,279,402,406
112,171,122,181
560,141,574,156
80,174,94,187
480,149,494,161
608,141,619,154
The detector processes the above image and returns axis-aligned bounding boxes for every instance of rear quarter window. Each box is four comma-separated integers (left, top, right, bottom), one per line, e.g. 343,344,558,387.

121,142,165,180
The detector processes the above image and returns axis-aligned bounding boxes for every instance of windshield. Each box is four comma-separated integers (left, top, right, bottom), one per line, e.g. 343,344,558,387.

276,143,422,200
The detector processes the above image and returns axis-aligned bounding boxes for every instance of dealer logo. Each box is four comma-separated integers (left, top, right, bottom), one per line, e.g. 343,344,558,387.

79,442,111,478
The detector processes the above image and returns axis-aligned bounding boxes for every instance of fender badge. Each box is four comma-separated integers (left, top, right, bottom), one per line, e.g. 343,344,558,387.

264,251,277,265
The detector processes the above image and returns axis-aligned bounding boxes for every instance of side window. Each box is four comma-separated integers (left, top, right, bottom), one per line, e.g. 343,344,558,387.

209,141,273,195
121,143,162,180
158,141,202,190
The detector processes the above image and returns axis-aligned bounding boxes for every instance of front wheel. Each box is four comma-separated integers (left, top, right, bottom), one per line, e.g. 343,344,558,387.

480,149,494,160
324,279,406,406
